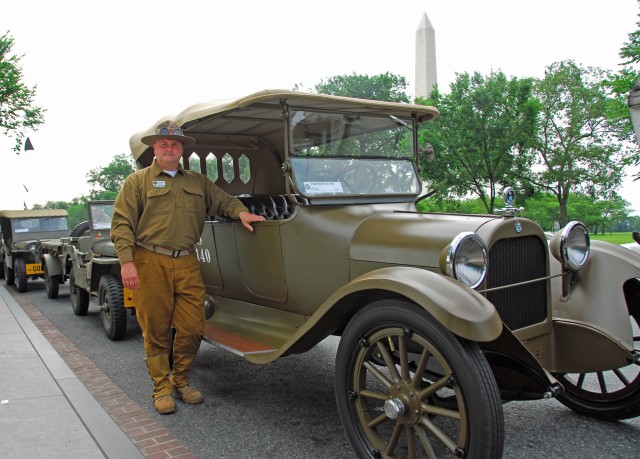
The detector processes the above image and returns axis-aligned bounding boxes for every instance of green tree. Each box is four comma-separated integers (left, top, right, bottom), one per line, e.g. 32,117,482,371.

521,193,561,231
607,15,640,178
314,72,410,102
86,153,135,198
529,61,630,227
418,71,539,213
0,32,45,153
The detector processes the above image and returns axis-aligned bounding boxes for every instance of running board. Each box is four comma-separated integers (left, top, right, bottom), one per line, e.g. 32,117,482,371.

203,324,276,357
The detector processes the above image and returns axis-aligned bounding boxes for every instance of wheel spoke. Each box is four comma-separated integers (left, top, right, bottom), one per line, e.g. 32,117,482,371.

376,341,401,382
421,403,461,420
420,414,459,453
366,411,389,429
412,347,432,389
413,424,437,459
418,374,452,400
383,422,403,456
613,368,631,386
398,335,411,382
359,389,389,401
576,373,586,388
597,371,608,394
363,361,393,389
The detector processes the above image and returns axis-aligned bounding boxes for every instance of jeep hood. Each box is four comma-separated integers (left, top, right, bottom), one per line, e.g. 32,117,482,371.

350,211,497,268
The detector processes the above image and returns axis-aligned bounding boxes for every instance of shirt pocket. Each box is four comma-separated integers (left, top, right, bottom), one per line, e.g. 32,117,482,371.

184,187,205,214
146,187,172,214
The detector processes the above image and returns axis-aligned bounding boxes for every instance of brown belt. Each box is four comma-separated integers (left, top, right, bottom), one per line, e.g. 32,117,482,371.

136,242,194,258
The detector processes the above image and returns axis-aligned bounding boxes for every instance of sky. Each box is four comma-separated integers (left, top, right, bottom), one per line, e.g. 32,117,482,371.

1,0,639,213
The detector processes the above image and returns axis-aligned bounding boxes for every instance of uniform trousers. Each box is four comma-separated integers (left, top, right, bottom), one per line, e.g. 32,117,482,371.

133,247,205,359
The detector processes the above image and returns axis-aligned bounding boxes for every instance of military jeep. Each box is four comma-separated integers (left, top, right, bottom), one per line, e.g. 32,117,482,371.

130,90,640,458
64,200,135,340
0,209,70,292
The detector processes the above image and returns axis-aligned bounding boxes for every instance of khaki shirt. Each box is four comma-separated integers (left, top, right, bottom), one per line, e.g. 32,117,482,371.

111,160,248,264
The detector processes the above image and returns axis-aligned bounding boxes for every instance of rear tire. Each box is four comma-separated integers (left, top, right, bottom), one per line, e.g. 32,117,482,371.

44,262,60,299
99,274,127,340
15,258,28,292
69,268,89,316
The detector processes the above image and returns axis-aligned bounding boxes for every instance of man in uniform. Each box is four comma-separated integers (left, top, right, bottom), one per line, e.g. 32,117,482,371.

111,121,265,414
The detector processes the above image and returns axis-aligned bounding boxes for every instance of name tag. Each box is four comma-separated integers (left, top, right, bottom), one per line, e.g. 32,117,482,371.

152,180,166,188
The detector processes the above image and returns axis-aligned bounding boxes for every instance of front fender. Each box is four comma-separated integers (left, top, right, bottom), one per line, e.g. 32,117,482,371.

335,267,502,342
43,253,62,276
552,240,640,349
246,266,502,364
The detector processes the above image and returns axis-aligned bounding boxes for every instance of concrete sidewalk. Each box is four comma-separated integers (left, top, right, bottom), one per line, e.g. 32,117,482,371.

0,284,144,459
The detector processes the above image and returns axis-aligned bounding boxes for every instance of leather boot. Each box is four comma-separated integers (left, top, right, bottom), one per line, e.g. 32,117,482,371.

145,354,175,414
171,353,204,404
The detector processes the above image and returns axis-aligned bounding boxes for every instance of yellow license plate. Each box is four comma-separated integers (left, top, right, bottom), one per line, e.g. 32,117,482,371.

123,287,135,308
26,263,43,275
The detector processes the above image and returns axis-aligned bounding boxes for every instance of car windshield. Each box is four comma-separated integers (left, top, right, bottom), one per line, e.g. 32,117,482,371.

12,217,69,233
90,203,113,230
289,110,420,196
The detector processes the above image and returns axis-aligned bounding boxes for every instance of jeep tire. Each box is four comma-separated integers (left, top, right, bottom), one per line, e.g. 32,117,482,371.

44,262,60,299
99,274,127,340
15,258,28,293
69,268,89,316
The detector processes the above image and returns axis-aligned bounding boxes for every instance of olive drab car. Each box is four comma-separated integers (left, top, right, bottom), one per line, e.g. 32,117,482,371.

129,90,640,459
63,200,135,340
0,209,70,293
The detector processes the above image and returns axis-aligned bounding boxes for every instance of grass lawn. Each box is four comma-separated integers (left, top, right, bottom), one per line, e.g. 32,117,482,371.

589,232,636,245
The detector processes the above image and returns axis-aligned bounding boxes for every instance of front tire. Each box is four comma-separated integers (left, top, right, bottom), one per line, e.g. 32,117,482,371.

69,268,89,316
44,262,60,299
554,279,640,420
99,274,127,340
15,258,28,292
336,300,504,458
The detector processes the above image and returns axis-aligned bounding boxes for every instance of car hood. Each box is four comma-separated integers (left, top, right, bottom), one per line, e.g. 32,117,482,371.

350,211,497,268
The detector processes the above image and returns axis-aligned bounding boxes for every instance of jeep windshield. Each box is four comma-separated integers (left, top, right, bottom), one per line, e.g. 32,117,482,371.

12,217,69,234
289,110,421,198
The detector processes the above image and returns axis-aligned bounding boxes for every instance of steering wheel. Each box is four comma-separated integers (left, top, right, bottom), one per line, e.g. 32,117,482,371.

337,162,378,194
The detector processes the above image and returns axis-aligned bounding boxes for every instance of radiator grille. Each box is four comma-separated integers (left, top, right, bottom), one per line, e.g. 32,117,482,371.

486,236,547,330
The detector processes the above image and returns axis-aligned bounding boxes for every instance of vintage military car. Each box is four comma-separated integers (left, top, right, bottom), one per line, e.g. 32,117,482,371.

63,200,134,340
129,90,640,458
0,209,70,292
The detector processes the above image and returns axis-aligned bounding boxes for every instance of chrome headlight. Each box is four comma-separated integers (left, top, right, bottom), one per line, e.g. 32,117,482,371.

550,221,590,271
28,242,40,255
445,232,488,289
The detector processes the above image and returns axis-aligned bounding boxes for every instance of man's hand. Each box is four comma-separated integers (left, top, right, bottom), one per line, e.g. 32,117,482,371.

239,211,266,232
121,261,140,290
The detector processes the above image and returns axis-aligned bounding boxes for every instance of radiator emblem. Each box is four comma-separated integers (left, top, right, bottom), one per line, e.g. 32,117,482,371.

515,221,522,233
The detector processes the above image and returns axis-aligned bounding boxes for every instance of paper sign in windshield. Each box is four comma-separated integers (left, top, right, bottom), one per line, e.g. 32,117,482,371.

303,182,344,193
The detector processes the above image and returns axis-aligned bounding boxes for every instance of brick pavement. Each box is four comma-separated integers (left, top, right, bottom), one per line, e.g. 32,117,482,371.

10,292,195,459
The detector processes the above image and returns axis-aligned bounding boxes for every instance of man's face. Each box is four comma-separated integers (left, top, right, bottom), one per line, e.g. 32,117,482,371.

153,138,184,170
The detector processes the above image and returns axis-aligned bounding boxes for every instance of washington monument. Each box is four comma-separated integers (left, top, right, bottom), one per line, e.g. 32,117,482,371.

415,12,437,99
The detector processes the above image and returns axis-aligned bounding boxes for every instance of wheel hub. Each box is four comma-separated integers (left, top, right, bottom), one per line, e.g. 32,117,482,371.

388,383,421,425
383,398,404,419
